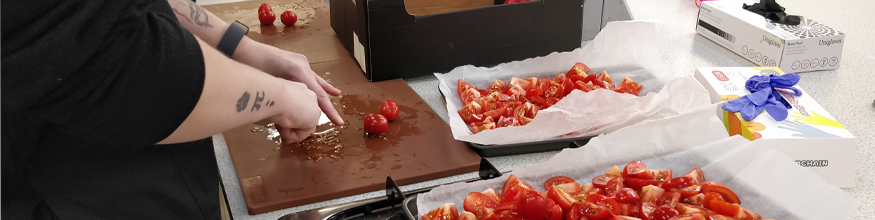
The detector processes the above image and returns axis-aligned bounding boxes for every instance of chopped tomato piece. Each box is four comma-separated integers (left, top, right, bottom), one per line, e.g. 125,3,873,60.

625,178,659,190
487,80,508,94
623,161,648,177
615,187,641,203
680,167,705,185
700,181,740,204
422,203,459,220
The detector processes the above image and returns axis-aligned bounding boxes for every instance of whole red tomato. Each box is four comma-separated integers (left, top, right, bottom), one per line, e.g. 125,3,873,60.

380,100,399,121
280,11,298,26
363,113,388,135
258,3,276,25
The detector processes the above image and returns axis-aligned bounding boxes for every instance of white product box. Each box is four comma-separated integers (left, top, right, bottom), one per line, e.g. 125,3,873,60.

696,1,845,72
695,67,856,187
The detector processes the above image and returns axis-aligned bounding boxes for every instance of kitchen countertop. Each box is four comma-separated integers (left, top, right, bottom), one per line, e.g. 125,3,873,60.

207,0,875,219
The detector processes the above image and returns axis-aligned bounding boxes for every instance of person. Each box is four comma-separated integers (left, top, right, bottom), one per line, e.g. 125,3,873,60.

1,0,342,219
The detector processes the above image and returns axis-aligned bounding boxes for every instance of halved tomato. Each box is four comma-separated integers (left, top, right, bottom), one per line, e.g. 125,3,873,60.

700,181,740,204
568,201,611,220
680,167,705,185
483,107,507,120
592,175,615,190
625,178,659,190
496,210,523,220
544,85,565,99
586,194,621,216
507,84,527,96
518,190,552,220
623,161,648,177
458,211,478,220
605,177,624,199
487,80,508,94
546,185,576,211
483,188,502,203
683,193,705,207
662,177,697,190
709,200,739,217
502,175,534,197
615,187,641,203
639,202,658,220
422,203,459,220
657,191,681,207
668,212,707,220
543,176,576,191
463,192,499,214
458,80,477,98
458,109,484,124
509,77,532,90
702,192,725,209
566,62,592,77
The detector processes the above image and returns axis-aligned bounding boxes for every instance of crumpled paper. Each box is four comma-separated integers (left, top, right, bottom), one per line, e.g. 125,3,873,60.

416,104,855,220
436,21,712,145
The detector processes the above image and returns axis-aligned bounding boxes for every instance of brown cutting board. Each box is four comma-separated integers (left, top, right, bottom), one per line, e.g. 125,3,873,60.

207,0,482,215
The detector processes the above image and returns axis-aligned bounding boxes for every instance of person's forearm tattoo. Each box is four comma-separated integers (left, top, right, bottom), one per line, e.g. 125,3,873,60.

173,0,213,28
251,92,265,111
236,92,251,112
237,91,274,112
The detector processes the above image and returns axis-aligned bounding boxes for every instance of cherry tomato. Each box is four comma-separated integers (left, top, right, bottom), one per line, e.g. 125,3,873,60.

543,176,575,190
683,193,705,206
545,185,574,210
487,80,508,94
680,167,706,184
586,194,621,215
526,87,543,97
709,200,739,217
625,178,659,190
502,175,533,197
363,113,388,134
518,191,551,220
380,100,399,121
592,175,614,190
650,205,679,220
458,211,478,220
257,4,276,25
280,11,298,26
482,188,502,203
568,201,610,220
702,192,725,209
618,203,640,218
623,161,648,177
544,205,563,220
656,191,681,207
662,177,697,190
464,192,499,220
615,187,640,203
422,203,459,220
639,202,658,220
605,177,624,199
566,62,592,77
700,181,740,204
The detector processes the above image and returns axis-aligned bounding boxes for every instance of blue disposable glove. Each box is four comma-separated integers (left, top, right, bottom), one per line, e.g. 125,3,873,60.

723,73,801,121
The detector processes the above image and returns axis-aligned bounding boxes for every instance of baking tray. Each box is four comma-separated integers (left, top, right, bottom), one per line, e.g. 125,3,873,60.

438,85,595,157
468,137,592,157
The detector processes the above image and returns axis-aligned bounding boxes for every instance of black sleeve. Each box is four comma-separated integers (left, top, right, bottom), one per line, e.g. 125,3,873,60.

1,0,205,146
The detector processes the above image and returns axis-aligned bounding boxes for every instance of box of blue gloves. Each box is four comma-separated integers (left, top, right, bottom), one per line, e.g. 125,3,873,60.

695,67,856,187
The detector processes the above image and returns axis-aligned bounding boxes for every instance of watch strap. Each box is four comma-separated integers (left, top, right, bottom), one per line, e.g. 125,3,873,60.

217,21,248,57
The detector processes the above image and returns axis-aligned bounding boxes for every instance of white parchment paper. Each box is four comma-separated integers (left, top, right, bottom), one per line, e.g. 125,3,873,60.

416,104,855,220
436,21,711,145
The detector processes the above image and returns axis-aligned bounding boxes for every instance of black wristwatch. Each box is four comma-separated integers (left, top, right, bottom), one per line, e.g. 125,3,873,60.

217,20,249,57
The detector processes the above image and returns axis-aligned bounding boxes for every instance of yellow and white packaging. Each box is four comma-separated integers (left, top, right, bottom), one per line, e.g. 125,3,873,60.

694,67,855,187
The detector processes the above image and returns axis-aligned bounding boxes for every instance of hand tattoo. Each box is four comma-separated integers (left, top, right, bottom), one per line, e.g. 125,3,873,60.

174,0,213,28
236,92,250,112
251,92,265,111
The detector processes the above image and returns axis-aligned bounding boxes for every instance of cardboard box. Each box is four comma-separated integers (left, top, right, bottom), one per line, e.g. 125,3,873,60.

331,0,583,81
696,1,845,72
695,67,856,187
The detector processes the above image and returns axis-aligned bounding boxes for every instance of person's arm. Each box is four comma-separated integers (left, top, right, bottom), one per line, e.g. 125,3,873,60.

167,0,345,125
158,36,322,144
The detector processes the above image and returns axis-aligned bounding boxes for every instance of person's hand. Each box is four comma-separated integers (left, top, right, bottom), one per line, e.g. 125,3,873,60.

236,40,344,126
262,81,322,143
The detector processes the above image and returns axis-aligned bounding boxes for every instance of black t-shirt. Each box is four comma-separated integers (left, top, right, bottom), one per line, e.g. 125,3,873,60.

2,0,218,219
